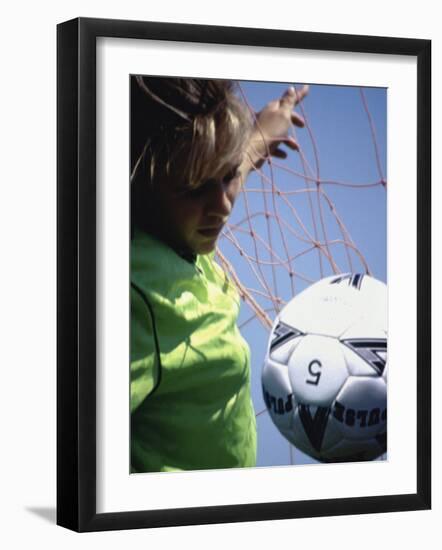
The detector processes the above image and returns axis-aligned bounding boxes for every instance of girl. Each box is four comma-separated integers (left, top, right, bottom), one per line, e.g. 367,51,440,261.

130,76,308,472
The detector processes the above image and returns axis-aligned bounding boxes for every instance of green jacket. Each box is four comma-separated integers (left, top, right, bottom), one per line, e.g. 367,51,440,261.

130,229,257,472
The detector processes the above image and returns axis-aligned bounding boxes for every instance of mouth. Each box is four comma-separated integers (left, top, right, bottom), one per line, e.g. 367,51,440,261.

197,226,224,238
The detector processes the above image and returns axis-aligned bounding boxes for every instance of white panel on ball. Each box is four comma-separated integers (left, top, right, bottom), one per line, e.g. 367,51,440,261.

288,335,349,407
269,334,303,364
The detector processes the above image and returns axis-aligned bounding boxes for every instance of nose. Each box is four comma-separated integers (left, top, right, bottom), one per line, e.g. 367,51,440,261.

207,181,233,220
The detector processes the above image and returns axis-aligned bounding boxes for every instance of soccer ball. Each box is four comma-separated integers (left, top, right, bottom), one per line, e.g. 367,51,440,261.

262,273,387,462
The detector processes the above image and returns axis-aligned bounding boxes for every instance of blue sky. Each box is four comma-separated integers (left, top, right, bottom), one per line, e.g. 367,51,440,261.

217,80,387,466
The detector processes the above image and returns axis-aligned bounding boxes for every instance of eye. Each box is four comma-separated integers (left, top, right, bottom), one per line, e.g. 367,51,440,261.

223,166,241,184
174,166,240,200
178,180,215,199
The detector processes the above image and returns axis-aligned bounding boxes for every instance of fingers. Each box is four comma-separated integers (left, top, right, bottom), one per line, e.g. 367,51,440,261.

271,138,300,160
279,85,309,130
280,84,309,108
283,137,300,151
294,84,309,104
291,111,305,128
254,85,308,163
272,148,288,159
279,87,298,110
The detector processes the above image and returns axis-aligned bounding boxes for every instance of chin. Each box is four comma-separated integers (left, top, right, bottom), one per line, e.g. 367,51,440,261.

197,244,217,255
194,239,217,255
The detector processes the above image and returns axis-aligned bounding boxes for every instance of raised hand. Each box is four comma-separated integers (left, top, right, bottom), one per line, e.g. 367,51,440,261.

242,85,309,174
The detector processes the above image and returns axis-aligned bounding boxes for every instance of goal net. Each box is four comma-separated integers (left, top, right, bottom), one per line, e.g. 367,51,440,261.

215,81,387,466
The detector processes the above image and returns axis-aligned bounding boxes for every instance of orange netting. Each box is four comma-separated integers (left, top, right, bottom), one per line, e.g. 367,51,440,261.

215,84,386,331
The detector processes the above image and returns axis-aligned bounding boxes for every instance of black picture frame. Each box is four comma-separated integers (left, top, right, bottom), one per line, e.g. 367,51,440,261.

57,17,431,532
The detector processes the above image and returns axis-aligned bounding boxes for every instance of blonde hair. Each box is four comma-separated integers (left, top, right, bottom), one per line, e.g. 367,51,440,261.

131,77,252,191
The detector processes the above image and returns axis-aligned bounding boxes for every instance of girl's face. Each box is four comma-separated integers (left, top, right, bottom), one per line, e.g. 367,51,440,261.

149,161,243,256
